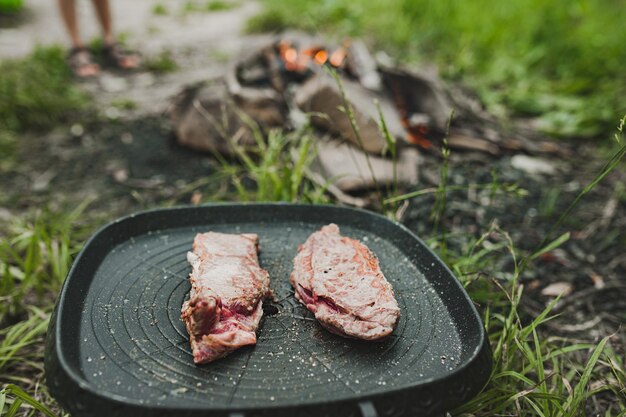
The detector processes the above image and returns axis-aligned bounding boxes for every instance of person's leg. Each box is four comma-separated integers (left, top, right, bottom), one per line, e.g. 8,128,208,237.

90,0,114,45
57,0,100,76
57,0,83,47
91,0,140,69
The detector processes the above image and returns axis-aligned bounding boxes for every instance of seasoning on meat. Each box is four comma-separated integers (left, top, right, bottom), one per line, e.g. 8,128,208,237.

181,232,270,364
290,224,400,340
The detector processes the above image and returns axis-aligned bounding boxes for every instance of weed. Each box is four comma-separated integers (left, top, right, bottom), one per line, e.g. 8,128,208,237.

431,111,453,228
205,0,237,12
151,3,168,16
329,69,382,202
143,50,178,74
0,307,49,374
0,0,23,13
0,204,89,417
441,222,621,416
538,187,562,217
245,9,288,33
216,123,328,203
180,0,237,15
0,46,91,133
110,98,137,111
0,384,59,417
0,201,91,320
523,115,626,268
0,130,17,172
375,100,400,217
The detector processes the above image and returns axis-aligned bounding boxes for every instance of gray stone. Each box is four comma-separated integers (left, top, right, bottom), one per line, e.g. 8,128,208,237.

170,63,287,155
307,139,419,192
511,155,557,175
169,82,255,155
294,74,405,155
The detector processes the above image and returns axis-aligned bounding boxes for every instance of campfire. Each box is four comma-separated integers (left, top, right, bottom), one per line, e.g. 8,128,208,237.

277,40,348,72
271,38,434,150
170,32,561,206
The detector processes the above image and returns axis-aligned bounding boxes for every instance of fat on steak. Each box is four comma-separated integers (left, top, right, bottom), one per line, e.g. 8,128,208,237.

290,224,400,340
181,232,270,364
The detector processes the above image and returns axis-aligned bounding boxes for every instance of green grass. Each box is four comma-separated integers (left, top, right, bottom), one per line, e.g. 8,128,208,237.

0,130,17,173
209,116,330,204
248,0,626,138
0,46,92,134
444,225,623,416
180,0,238,15
0,0,23,13
0,204,92,417
0,384,59,417
205,0,237,12
151,3,168,16
245,8,288,33
110,98,138,111
143,49,178,74
0,201,90,320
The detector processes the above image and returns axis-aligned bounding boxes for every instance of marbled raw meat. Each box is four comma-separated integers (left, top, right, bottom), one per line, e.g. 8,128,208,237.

290,224,400,340
181,232,270,364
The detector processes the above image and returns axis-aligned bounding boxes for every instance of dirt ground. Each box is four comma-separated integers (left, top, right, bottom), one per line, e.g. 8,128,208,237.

1,1,625,413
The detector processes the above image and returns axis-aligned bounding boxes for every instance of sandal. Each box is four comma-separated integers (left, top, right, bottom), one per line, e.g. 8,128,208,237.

67,47,100,78
102,42,141,70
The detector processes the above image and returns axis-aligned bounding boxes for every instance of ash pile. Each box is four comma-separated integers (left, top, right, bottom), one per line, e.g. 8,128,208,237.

170,32,560,207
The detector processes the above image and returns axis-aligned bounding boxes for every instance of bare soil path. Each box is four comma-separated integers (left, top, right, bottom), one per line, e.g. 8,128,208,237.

0,0,269,116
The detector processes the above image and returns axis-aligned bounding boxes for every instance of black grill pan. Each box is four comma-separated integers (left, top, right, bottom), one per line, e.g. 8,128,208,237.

45,203,491,417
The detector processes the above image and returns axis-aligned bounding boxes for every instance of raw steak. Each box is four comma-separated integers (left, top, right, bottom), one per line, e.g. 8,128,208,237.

181,232,270,364
290,224,400,340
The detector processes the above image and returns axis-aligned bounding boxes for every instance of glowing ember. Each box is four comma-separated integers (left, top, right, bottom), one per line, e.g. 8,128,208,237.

329,47,347,67
314,50,328,65
276,40,349,72
406,126,432,149
284,48,297,63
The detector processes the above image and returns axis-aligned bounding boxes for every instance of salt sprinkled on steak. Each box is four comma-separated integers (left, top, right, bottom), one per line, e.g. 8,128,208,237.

181,232,270,364
290,224,400,340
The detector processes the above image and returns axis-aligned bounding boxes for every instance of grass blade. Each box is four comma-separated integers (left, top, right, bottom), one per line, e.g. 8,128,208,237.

530,232,570,260
563,336,610,416
1,385,58,417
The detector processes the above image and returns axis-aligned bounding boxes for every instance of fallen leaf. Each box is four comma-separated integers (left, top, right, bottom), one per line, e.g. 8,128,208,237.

541,281,573,297
113,169,129,183
587,271,605,289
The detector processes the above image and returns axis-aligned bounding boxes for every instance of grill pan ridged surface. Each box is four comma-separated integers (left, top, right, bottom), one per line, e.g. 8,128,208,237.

45,204,491,417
